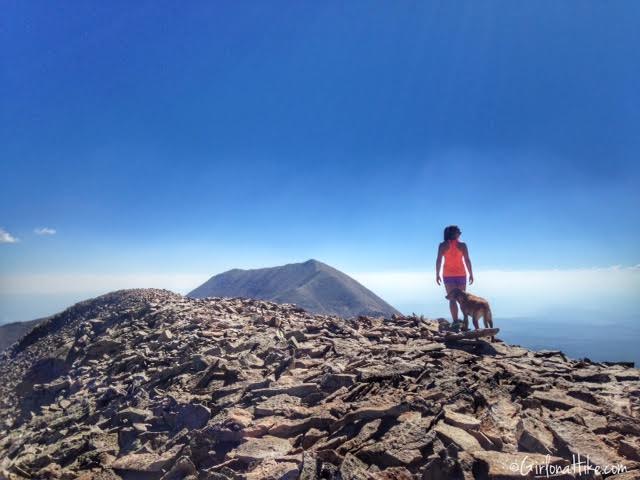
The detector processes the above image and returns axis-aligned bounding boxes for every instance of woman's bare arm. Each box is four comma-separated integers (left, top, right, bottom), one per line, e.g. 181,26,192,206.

435,243,443,284
462,243,474,284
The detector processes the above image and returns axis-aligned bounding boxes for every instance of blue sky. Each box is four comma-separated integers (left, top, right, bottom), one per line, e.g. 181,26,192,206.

1,2,639,323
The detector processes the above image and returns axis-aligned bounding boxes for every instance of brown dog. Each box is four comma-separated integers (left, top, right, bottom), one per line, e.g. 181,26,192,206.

445,288,493,331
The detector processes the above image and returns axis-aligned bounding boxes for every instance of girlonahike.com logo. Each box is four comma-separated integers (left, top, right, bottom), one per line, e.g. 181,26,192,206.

509,453,628,478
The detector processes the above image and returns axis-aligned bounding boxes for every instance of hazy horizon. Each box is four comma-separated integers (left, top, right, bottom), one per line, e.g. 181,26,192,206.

2,261,638,322
2,264,638,365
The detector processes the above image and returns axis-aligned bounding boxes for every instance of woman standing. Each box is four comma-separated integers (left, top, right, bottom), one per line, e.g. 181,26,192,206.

436,225,474,328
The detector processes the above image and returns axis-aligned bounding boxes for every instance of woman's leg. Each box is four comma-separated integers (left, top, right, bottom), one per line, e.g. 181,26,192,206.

458,280,468,329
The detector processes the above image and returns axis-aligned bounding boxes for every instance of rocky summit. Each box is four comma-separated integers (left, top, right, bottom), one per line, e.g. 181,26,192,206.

1,289,639,480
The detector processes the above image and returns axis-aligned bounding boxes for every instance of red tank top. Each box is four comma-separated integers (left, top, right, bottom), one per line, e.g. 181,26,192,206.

443,239,466,276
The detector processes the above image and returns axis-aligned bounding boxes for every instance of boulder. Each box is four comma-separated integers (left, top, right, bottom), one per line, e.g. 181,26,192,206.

176,403,211,430
111,452,172,472
228,436,293,463
116,407,152,425
443,408,481,430
434,422,483,451
515,416,555,455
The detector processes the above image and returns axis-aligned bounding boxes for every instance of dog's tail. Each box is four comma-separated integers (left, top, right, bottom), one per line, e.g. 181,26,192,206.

485,307,493,328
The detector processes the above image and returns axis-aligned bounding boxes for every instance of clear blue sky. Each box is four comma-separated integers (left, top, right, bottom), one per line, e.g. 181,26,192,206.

1,2,639,322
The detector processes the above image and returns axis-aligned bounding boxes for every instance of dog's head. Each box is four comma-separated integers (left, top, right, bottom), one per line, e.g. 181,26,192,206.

445,288,466,301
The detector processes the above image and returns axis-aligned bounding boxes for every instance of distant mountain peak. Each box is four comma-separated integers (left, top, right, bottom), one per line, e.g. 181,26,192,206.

188,259,400,318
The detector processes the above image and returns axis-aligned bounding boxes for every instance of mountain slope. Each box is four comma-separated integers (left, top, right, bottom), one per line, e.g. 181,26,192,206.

0,318,47,352
188,259,401,318
1,288,639,479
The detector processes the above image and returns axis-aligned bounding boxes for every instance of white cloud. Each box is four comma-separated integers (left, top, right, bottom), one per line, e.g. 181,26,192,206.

34,227,56,236
0,228,19,243
0,273,210,296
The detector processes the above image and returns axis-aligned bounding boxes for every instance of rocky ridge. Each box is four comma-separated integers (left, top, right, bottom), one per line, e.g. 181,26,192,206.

0,288,639,479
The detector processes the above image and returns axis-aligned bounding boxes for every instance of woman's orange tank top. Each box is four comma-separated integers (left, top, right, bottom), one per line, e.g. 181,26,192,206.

443,239,466,276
